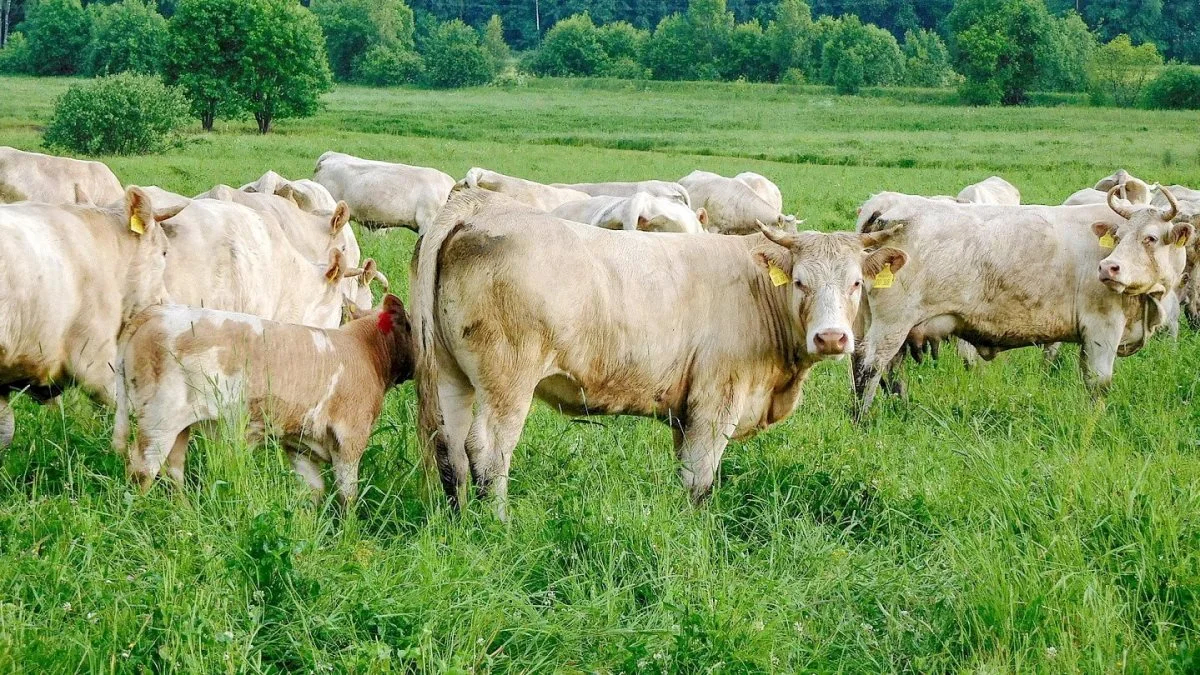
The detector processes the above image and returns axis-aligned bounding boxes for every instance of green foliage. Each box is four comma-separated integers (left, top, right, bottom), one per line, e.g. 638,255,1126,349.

167,0,250,130
43,72,188,155
948,0,1055,105
1036,11,1096,92
902,28,954,87
641,14,693,80
597,20,647,64
480,14,509,69
84,0,169,77
528,13,606,77
312,0,415,82
834,49,865,94
421,19,494,88
1087,34,1163,107
0,32,32,74
352,43,423,87
817,15,904,87
237,0,332,134
720,20,773,82
1141,65,1200,109
23,0,90,75
765,0,814,80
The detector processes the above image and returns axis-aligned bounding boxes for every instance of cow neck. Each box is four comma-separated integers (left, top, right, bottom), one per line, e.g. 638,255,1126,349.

757,276,804,371
340,315,396,386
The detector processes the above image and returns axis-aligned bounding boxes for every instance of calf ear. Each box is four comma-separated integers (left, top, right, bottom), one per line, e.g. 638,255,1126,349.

124,187,155,236
324,249,345,285
696,207,709,226
1170,222,1194,248
378,293,410,334
864,247,908,278
330,201,351,233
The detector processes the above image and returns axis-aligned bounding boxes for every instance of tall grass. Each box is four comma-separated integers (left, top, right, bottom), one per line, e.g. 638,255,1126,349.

0,76,1198,671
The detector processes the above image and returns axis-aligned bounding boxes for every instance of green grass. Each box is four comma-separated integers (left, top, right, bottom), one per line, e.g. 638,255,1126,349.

2,75,1200,672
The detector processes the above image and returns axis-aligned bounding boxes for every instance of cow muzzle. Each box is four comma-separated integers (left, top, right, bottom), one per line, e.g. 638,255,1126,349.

810,328,853,357
1098,260,1127,293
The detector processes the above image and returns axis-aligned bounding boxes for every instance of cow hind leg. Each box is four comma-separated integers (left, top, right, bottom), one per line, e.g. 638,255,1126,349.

288,450,327,505
435,377,476,510
0,395,13,450
465,383,536,522
163,427,192,485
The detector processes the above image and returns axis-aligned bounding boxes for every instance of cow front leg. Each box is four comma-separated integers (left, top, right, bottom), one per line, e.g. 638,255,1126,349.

852,330,906,422
288,450,327,505
674,408,737,504
0,394,13,449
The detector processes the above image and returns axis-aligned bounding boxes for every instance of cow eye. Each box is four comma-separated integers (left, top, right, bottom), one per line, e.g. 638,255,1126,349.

1144,235,1158,245
793,279,807,291
850,279,863,291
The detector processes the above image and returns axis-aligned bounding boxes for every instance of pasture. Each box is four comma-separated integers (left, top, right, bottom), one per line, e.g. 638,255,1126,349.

2,75,1200,672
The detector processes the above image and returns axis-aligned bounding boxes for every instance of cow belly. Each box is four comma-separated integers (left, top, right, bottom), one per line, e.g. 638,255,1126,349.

535,372,684,419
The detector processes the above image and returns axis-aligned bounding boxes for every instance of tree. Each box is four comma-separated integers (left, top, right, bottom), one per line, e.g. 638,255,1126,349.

818,15,904,87
23,0,90,75
312,0,415,81
1086,34,1162,107
947,0,1056,105
640,14,693,80
421,18,494,87
85,0,169,76
765,0,814,79
720,20,772,81
480,14,509,69
902,28,954,87
528,12,605,76
1036,11,1095,92
237,0,332,133
167,0,248,130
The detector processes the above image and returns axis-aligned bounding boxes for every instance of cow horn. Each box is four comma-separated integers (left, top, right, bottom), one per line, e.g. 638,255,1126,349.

1158,185,1178,222
757,220,800,248
860,221,905,248
342,267,365,278
1107,186,1134,220
369,269,390,292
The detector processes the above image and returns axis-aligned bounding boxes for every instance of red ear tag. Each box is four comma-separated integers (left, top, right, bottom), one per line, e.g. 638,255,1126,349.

377,310,394,334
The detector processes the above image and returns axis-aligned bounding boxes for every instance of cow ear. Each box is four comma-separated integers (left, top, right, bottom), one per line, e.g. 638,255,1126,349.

864,247,907,279
324,249,344,285
330,201,351,233
636,215,649,231
753,247,792,278
276,183,299,206
1170,222,1194,248
125,187,155,236
696,207,708,226
379,293,410,333
1092,222,1116,238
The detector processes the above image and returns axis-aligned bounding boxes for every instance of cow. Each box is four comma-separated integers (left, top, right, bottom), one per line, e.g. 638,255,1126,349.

678,170,798,234
159,199,361,329
240,170,339,215
851,187,1191,420
139,186,192,220
458,167,590,212
550,179,691,206
313,151,455,233
734,172,785,212
549,192,708,234
412,189,907,519
0,188,169,448
1064,169,1155,207
114,294,414,504
0,146,124,206
957,176,1021,205
1152,184,1200,209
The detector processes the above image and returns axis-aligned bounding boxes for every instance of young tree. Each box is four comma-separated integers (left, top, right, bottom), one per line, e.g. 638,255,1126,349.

23,0,90,75
85,0,169,76
528,12,606,76
481,14,509,69
902,28,954,87
1036,11,1095,92
765,0,814,80
947,0,1055,105
237,0,332,133
167,0,248,130
421,19,494,88
1087,34,1163,107
818,15,905,87
312,0,415,81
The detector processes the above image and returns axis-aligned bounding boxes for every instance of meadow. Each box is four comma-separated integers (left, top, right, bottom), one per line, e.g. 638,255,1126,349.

2,75,1200,672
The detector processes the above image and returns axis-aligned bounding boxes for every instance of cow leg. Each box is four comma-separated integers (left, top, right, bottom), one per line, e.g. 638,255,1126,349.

436,377,475,509
129,426,186,491
163,427,192,485
331,432,369,508
1042,342,1062,365
957,339,981,369
0,395,13,449
1080,319,1123,395
853,330,907,421
674,412,737,504
288,450,327,505
881,350,907,398
465,384,535,522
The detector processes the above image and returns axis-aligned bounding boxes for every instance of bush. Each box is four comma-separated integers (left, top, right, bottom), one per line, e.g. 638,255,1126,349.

600,57,650,80
23,0,91,75
597,21,648,64
0,32,32,74
781,67,806,85
312,0,415,81
641,14,693,80
818,15,903,87
1142,66,1200,110
834,50,865,94
1087,34,1163,107
902,29,954,87
352,43,423,86
85,0,169,77
1037,11,1095,92
765,0,815,80
43,73,189,155
948,0,1056,105
529,13,606,77
421,19,494,88
720,20,773,82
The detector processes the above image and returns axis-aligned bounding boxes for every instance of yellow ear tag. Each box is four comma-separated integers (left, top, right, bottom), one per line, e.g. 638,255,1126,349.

1175,235,1189,248
129,214,145,234
873,263,894,289
768,264,790,287
1098,232,1115,249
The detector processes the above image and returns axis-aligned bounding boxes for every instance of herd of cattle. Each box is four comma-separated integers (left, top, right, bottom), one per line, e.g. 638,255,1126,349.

0,145,1197,518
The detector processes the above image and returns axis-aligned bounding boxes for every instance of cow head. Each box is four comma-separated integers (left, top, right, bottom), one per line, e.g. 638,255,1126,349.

376,293,415,384
1095,169,1152,206
755,221,907,359
121,186,171,322
1095,186,1192,298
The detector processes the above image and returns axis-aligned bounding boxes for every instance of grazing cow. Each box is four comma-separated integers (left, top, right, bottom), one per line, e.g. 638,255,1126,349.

114,295,414,503
413,190,906,518
550,179,692,206
0,188,169,447
678,170,798,234
458,167,590,212
957,176,1021,205
851,187,1191,419
734,172,785,212
240,170,338,215
160,199,360,328
1064,169,1155,207
0,146,125,206
550,192,709,234
314,151,454,233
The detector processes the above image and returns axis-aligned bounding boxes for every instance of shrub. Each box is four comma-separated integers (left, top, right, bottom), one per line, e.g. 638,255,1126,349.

352,43,423,86
765,0,814,80
641,14,692,80
781,67,806,85
43,73,189,155
948,0,1056,105
834,50,865,94
818,15,903,87
1037,11,1095,92
718,21,772,82
236,0,333,133
1087,34,1163,107
902,29,954,87
529,13,606,77
167,0,250,131
85,0,169,77
23,0,91,75
1142,66,1200,110
312,0,415,81
600,57,650,80
597,21,648,64
421,19,494,88
481,15,510,69
0,32,32,74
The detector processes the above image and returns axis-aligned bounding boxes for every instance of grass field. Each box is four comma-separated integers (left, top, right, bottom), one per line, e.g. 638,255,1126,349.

2,75,1200,672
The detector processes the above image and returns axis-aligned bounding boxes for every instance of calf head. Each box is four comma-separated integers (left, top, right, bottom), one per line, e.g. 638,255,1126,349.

755,221,907,358
120,186,170,321
1095,186,1192,300
375,293,415,384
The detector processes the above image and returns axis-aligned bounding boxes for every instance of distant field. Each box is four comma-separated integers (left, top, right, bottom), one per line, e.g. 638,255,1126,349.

1,75,1199,672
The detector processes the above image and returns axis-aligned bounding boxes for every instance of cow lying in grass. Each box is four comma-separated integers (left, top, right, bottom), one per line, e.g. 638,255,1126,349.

113,295,414,505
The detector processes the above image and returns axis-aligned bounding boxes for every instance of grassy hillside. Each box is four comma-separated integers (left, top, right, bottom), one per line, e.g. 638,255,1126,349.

1,76,1199,672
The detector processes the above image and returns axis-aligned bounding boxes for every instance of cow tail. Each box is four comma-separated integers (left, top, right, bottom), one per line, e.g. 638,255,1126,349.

413,190,485,500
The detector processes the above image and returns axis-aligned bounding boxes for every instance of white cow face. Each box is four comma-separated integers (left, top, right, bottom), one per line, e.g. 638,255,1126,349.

121,187,171,322
756,224,907,358
1096,187,1192,297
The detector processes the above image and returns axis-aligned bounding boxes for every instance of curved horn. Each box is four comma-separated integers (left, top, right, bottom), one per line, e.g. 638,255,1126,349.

1107,185,1134,220
860,221,906,248
369,269,390,293
342,266,365,278
1158,185,1178,222
756,220,800,248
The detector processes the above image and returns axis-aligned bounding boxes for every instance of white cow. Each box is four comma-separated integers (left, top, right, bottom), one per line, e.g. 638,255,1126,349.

957,176,1021,205
240,170,338,215
458,167,590,212
550,193,708,234
0,146,124,205
314,151,455,233
550,180,692,207
678,170,798,234
734,172,785,212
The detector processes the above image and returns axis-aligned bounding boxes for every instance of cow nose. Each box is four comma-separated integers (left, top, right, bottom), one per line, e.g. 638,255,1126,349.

1099,261,1120,280
814,329,849,354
